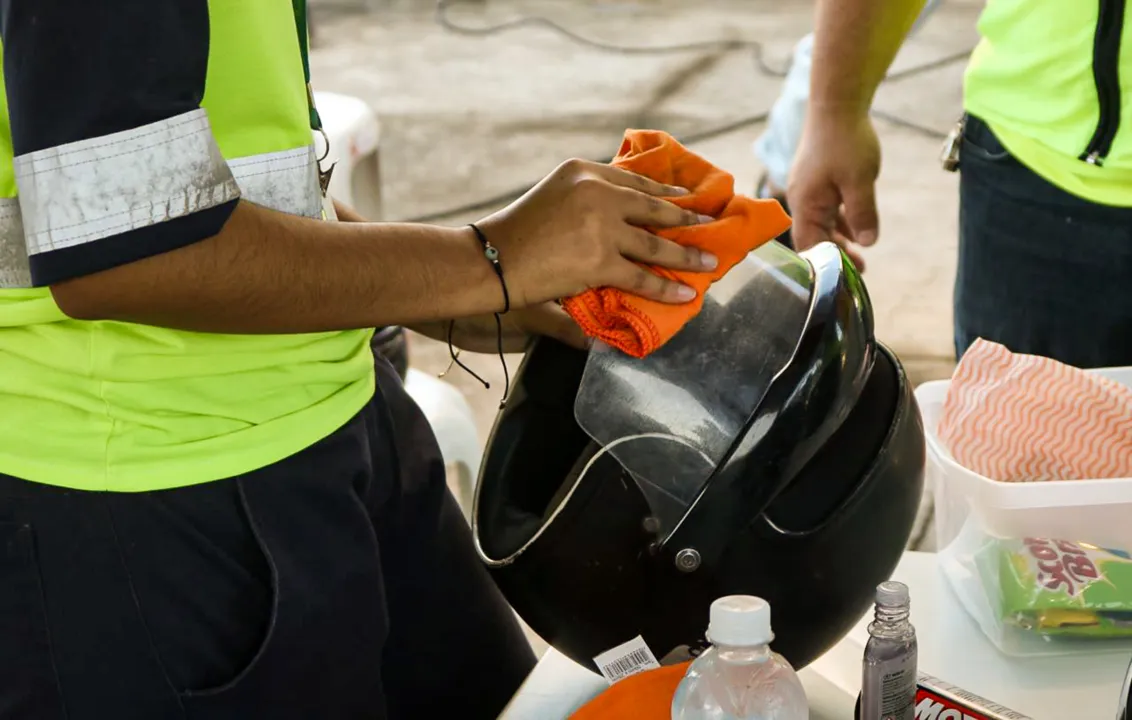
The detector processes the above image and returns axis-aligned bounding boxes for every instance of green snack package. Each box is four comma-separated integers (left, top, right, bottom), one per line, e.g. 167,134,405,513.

989,537,1132,637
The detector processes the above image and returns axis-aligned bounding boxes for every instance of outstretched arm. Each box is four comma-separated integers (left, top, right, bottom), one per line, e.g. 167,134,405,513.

3,0,714,335
787,0,927,259
810,0,927,117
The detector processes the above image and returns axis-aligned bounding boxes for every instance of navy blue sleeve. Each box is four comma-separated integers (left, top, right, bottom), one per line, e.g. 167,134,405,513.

0,0,239,286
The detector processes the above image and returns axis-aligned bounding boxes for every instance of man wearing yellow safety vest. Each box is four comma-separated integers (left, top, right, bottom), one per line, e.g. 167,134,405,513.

0,1,718,717
787,0,1132,369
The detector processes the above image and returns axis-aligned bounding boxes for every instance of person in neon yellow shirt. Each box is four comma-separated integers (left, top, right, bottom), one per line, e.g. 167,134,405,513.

787,0,1132,369
0,1,719,717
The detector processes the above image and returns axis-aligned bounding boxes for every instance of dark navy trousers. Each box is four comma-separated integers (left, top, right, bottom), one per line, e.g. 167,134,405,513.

955,115,1132,368
0,359,535,719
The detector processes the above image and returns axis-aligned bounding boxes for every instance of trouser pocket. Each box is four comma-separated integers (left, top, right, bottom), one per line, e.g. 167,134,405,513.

0,522,66,720
961,114,1016,165
166,420,390,719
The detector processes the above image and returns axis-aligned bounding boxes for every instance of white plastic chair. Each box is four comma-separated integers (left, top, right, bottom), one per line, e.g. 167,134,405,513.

404,369,483,521
312,90,383,221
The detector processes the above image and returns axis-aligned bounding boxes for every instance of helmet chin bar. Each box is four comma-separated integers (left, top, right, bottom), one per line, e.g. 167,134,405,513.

660,242,875,574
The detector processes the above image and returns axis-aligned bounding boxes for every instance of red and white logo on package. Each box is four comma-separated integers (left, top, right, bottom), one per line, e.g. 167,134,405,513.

915,673,1032,720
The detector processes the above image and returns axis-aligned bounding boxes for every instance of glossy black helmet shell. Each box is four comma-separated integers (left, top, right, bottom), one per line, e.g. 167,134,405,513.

472,244,926,673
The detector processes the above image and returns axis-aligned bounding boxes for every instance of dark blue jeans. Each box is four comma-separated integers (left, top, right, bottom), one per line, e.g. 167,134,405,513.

956,115,1132,368
0,358,535,720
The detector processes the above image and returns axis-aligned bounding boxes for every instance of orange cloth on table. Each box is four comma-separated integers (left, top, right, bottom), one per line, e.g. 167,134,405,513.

561,129,792,359
568,662,691,720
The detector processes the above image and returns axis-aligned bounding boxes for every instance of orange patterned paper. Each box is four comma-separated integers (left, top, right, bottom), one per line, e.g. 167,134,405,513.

937,339,1132,482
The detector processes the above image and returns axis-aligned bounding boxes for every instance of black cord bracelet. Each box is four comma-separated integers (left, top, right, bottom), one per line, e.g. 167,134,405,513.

469,223,510,314
443,223,512,408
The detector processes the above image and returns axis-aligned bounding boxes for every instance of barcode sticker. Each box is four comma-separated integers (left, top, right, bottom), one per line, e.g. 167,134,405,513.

593,635,661,684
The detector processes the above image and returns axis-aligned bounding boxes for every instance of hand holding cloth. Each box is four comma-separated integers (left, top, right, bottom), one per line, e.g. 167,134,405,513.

562,130,791,358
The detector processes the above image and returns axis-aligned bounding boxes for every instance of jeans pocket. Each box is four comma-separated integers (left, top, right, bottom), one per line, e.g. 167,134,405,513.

177,465,389,720
176,483,279,701
961,114,1016,164
0,522,66,720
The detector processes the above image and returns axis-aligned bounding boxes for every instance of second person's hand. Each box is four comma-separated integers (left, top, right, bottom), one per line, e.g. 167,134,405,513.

476,158,718,309
787,111,882,271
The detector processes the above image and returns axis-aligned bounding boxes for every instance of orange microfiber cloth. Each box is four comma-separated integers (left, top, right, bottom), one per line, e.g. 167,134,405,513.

569,662,691,720
561,130,792,358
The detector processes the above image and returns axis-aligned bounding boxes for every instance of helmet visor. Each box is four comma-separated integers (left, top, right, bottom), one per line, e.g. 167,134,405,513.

573,241,815,537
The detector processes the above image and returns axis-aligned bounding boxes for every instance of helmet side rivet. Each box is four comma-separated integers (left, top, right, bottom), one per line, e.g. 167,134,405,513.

675,548,701,573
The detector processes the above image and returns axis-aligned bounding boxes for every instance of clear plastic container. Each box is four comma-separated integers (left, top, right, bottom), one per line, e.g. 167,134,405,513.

918,367,1132,657
671,596,808,720
919,367,1132,558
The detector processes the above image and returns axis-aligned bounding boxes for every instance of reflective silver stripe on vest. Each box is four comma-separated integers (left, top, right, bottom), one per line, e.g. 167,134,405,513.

228,145,322,219
0,198,30,289
1,116,321,287
13,109,240,257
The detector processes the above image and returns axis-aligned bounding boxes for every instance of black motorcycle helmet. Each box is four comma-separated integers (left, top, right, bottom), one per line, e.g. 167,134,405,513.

472,241,926,673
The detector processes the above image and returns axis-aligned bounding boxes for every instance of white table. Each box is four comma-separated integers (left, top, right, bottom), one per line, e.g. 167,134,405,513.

500,551,1132,719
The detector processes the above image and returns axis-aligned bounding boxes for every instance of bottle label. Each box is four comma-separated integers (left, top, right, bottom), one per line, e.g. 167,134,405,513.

593,635,661,684
879,653,918,720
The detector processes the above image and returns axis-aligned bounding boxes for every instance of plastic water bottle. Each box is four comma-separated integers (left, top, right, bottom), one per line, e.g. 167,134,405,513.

671,595,808,720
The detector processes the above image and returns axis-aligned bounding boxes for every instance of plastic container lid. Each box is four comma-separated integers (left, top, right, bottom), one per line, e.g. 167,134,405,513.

707,595,773,647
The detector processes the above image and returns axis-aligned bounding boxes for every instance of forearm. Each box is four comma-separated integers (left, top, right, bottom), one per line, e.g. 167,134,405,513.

330,197,548,349
810,0,927,115
51,201,503,334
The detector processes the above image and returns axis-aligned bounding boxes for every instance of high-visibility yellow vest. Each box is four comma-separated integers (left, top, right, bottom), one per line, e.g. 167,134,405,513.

0,1,374,491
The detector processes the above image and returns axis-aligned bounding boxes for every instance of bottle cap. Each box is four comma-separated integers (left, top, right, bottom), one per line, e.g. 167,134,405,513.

706,595,773,647
876,581,910,607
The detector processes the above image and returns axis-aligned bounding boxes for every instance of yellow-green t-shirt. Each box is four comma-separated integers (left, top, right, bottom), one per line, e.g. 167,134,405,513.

964,0,1132,206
